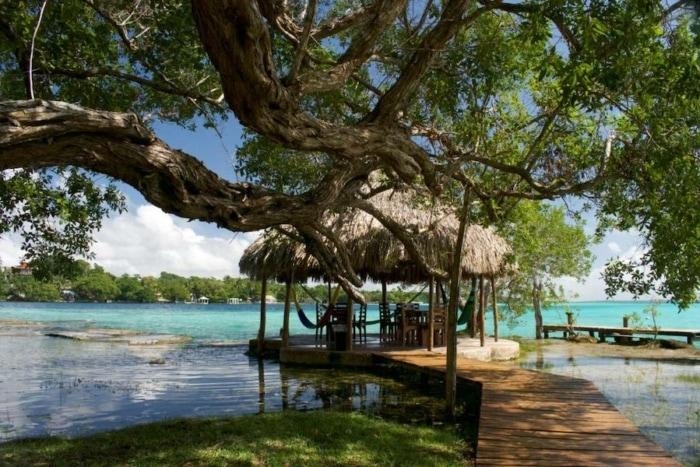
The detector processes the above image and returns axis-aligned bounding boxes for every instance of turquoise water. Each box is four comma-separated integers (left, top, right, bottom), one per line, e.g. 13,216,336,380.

0,301,697,343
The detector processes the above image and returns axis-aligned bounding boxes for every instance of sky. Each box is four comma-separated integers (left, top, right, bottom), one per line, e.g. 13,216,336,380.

0,117,651,300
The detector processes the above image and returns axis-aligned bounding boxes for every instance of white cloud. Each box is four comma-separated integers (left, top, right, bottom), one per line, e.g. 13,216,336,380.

0,204,259,278
607,241,621,254
0,234,23,267
92,205,258,277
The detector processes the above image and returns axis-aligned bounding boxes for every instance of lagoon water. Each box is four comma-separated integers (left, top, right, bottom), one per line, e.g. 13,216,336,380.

0,300,698,343
0,300,698,464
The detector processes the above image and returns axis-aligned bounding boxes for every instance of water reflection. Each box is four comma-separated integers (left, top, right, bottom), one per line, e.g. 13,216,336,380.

519,346,699,464
0,335,461,443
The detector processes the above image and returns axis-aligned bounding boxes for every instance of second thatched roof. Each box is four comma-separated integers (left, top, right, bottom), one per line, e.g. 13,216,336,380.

238,230,322,282
333,187,511,283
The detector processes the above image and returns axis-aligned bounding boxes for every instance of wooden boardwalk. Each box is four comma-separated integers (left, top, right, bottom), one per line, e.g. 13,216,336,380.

375,350,681,466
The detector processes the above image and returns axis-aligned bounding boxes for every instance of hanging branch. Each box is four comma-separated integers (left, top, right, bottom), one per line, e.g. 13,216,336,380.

28,0,49,99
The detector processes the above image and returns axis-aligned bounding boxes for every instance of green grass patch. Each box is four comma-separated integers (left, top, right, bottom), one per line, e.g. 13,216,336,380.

676,373,700,385
507,336,552,355
0,411,470,466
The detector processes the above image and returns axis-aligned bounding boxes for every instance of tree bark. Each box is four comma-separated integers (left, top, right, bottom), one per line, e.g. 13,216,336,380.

533,279,543,340
446,188,471,419
0,99,365,287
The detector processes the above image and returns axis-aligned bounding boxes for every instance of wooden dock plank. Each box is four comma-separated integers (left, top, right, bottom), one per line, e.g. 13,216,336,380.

374,349,681,466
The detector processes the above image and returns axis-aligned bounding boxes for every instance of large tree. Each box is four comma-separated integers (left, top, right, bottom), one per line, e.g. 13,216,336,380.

1,0,698,416
501,201,592,339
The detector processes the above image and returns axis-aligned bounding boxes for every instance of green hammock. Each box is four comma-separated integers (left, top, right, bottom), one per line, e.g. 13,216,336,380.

457,280,477,326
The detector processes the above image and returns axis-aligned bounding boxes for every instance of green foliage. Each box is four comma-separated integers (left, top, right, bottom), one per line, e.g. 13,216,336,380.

0,169,125,279
500,201,593,318
0,411,468,467
597,18,700,308
9,275,62,302
71,265,118,302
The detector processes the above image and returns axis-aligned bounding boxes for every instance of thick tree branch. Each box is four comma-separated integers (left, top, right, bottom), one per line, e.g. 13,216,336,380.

191,0,440,190
293,0,407,94
369,0,476,123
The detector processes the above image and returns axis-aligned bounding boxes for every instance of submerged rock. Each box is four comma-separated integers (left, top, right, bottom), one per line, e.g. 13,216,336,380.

44,329,191,345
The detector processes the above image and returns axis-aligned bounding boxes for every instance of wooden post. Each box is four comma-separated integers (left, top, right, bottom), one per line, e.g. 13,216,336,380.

428,277,434,351
381,279,387,305
566,311,574,326
470,278,478,338
282,272,294,347
257,275,267,355
623,315,629,328
346,294,353,351
479,276,485,347
490,277,499,342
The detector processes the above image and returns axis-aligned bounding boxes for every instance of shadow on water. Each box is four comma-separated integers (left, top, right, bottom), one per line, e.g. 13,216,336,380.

0,335,479,458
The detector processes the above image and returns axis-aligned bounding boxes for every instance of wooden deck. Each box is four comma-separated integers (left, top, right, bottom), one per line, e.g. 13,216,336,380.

375,350,681,466
542,324,699,344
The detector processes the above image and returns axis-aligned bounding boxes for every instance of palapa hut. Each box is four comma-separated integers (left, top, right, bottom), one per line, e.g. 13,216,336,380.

332,187,511,348
239,185,511,352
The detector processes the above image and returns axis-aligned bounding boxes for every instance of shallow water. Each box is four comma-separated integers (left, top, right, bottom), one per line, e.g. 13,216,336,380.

519,347,699,464
0,301,697,344
0,334,459,443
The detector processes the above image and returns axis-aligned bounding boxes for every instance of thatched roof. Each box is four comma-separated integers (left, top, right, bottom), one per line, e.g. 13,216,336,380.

238,230,322,282
334,188,511,283
239,186,511,284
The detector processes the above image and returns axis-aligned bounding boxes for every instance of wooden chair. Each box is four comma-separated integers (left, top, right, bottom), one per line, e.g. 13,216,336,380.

379,302,396,342
399,306,422,346
315,302,325,343
328,303,348,345
431,307,447,347
353,303,367,343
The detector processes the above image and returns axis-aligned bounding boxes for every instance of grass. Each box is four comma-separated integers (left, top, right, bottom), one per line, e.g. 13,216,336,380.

676,373,700,385
508,336,553,355
0,411,470,467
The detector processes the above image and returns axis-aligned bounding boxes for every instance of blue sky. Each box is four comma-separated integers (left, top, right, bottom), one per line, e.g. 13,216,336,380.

0,117,648,300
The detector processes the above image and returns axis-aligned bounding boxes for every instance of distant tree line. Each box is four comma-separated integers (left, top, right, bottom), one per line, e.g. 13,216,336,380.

0,260,427,304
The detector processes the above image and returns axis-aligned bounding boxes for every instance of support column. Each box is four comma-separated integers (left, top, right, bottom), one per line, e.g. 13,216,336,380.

346,295,353,351
490,277,499,342
479,276,485,347
257,275,267,355
428,277,434,351
470,277,478,338
381,279,387,305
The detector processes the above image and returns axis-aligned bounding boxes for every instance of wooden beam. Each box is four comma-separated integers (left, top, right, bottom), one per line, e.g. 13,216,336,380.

428,277,434,351
491,276,499,342
346,294,354,351
257,275,267,355
282,272,294,347
479,276,485,347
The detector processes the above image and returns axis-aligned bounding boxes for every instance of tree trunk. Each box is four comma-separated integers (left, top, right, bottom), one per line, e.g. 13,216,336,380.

446,188,471,420
469,277,478,338
533,279,543,340
257,276,267,355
